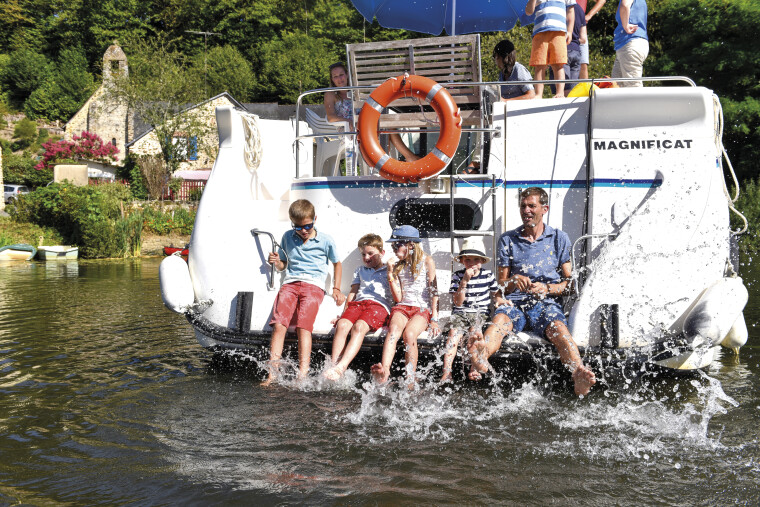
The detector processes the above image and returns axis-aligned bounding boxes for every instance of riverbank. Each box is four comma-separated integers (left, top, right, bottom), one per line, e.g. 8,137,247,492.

141,232,191,257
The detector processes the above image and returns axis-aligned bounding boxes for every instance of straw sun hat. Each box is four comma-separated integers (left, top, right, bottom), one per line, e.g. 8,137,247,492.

456,237,491,263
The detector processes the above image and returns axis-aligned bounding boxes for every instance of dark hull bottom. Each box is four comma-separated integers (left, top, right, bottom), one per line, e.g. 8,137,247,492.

188,313,698,374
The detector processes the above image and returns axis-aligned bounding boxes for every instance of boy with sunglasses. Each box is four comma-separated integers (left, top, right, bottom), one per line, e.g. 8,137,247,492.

263,199,346,385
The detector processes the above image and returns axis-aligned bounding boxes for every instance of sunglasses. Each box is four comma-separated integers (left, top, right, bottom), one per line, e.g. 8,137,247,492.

391,242,407,250
292,222,315,232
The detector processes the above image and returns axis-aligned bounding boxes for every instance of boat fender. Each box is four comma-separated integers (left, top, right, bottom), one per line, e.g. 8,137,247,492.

721,312,748,352
358,74,462,183
682,277,748,348
160,254,195,314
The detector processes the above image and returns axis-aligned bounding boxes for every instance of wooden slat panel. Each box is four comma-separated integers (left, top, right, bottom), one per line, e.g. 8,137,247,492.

378,109,481,127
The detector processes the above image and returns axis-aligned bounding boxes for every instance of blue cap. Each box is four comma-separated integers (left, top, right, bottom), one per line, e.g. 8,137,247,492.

387,225,422,243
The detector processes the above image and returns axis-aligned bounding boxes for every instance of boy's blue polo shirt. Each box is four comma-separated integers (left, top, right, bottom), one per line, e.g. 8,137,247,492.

278,229,340,289
497,224,571,303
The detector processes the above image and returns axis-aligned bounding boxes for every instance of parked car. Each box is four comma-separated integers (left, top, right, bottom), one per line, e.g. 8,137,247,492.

4,184,30,204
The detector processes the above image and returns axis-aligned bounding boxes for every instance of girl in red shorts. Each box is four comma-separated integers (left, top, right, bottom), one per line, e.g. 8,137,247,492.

370,225,440,386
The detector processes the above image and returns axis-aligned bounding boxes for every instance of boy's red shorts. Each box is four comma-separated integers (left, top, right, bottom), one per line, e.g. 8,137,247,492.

339,300,389,331
390,304,431,323
269,281,325,332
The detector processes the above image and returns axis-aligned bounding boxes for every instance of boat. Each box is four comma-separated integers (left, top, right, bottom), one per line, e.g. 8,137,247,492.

0,244,37,261
36,246,79,261
159,35,749,374
163,246,189,257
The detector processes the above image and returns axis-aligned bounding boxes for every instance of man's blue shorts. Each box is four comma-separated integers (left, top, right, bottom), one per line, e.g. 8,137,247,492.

493,298,567,335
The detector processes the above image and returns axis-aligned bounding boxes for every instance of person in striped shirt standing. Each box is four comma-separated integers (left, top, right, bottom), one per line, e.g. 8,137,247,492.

525,0,577,98
440,238,508,382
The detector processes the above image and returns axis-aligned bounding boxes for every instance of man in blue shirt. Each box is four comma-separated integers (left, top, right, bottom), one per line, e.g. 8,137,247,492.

468,187,596,396
612,0,648,87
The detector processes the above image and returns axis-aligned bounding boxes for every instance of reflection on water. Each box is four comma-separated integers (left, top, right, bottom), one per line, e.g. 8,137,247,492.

0,258,759,504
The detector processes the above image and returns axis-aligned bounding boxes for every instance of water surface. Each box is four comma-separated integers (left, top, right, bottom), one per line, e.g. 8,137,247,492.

1,259,758,504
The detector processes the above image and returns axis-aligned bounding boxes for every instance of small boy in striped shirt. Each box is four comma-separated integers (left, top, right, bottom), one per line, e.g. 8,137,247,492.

440,238,509,382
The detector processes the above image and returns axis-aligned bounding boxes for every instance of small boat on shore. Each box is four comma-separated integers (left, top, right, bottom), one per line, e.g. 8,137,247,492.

163,246,189,257
0,244,37,261
36,246,79,261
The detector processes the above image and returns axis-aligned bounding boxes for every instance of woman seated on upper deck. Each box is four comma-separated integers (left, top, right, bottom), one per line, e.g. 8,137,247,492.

324,61,420,162
492,40,536,101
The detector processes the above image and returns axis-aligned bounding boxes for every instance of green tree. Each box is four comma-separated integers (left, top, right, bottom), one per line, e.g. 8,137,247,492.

256,32,338,103
647,0,760,183
1,48,50,107
12,117,37,150
109,36,210,181
24,47,96,121
198,45,255,101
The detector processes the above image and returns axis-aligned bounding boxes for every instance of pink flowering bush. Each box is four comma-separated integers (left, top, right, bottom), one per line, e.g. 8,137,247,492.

35,131,120,171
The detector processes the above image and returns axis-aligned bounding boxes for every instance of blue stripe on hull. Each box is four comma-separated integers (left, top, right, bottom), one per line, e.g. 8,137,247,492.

291,178,663,191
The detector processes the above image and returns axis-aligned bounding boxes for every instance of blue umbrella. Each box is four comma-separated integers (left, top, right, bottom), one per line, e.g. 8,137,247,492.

351,0,533,36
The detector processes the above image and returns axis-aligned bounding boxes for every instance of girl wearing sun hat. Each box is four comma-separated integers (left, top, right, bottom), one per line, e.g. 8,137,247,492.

370,225,439,386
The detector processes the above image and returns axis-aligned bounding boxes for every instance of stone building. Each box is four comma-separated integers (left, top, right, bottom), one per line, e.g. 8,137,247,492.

126,92,245,172
64,43,139,166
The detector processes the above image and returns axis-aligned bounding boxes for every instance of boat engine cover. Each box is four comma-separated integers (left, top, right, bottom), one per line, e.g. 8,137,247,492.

160,255,195,313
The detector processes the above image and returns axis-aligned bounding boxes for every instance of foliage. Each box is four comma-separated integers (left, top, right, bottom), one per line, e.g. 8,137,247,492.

0,150,50,186
8,182,136,258
12,117,37,150
732,177,760,257
141,205,196,235
1,48,50,107
256,32,337,103
24,47,97,121
136,155,168,200
198,45,255,101
0,216,65,247
647,0,760,183
116,153,149,200
111,36,210,175
35,131,119,171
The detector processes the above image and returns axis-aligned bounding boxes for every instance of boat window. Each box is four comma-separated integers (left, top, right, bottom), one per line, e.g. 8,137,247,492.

389,198,483,238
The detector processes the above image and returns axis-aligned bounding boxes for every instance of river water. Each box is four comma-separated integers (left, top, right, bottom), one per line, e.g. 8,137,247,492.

1,258,758,505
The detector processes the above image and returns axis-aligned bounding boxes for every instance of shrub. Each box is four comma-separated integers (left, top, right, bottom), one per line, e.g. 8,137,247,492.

35,131,119,171
732,177,760,257
12,118,37,150
0,216,65,247
9,183,134,259
141,204,196,235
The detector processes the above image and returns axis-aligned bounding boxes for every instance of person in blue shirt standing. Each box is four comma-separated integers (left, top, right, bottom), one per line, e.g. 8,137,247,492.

612,0,648,87
468,187,596,396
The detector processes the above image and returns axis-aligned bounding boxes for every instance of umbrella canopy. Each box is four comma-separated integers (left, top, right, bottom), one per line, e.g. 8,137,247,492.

351,0,533,36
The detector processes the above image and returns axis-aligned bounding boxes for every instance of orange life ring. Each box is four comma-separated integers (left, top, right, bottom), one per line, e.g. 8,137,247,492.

357,75,462,183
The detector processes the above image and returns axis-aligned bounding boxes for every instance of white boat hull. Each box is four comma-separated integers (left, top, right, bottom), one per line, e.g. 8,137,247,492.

160,84,748,372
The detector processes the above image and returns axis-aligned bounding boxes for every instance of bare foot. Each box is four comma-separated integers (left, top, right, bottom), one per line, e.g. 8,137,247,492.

297,367,309,381
467,336,490,381
440,368,452,383
370,363,390,384
260,374,276,386
323,364,346,381
572,365,596,396
553,93,565,99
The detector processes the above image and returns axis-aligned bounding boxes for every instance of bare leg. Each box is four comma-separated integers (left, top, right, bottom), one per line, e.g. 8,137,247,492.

533,66,547,98
390,134,420,162
545,320,596,396
324,319,371,380
371,312,408,383
551,64,566,98
468,313,512,380
262,323,287,385
579,63,588,80
296,327,312,380
330,318,353,363
441,328,463,382
402,314,429,387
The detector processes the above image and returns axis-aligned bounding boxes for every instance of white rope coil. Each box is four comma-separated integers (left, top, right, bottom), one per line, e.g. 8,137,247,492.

241,112,263,198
